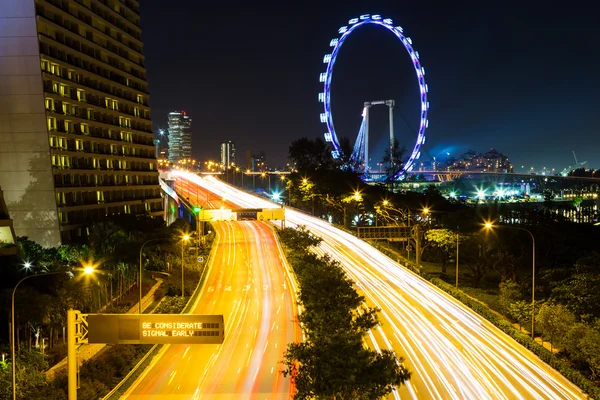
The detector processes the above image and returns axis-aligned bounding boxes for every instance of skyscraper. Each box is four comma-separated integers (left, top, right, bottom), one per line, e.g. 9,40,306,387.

156,128,169,160
0,0,162,246
167,111,192,163
221,141,235,168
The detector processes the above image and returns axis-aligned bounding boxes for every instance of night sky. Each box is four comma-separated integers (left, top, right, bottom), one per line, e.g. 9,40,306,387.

140,1,600,172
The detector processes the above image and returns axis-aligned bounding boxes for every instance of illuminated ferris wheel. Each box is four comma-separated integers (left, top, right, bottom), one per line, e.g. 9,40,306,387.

319,14,429,180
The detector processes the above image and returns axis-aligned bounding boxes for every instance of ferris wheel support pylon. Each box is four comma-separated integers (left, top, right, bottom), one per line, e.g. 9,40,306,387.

363,100,395,172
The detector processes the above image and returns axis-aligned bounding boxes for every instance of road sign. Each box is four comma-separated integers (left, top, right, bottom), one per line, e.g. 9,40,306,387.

87,314,224,344
197,256,204,263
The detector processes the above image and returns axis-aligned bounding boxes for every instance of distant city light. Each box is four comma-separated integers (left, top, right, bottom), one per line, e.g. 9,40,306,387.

271,192,281,201
449,191,457,199
476,189,487,199
24,262,31,269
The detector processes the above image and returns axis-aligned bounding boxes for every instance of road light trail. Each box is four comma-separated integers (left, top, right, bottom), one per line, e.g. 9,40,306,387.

181,171,587,400
123,219,299,399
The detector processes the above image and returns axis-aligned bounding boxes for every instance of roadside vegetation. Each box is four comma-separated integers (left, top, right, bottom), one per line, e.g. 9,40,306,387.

0,215,214,400
278,227,410,399
285,137,600,396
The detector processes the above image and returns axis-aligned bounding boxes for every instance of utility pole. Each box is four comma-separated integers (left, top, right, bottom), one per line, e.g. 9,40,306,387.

67,309,87,400
67,309,77,400
414,224,421,269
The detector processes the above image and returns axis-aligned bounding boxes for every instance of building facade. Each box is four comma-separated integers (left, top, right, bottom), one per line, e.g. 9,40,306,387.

167,111,191,163
0,186,18,257
451,149,512,173
220,141,235,168
0,0,162,246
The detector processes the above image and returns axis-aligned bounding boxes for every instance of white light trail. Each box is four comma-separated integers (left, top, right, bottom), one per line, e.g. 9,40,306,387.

173,171,587,400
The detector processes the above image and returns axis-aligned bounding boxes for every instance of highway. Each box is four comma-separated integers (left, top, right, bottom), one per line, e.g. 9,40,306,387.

178,171,588,400
123,219,300,399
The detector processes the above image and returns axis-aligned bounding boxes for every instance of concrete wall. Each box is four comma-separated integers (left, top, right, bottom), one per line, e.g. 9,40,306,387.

0,0,61,247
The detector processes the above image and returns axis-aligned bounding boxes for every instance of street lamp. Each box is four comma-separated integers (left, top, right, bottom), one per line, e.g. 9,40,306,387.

181,234,190,298
455,229,460,289
11,266,94,400
485,222,536,339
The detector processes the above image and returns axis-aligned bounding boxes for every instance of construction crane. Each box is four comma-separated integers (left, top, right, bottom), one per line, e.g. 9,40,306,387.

560,151,588,176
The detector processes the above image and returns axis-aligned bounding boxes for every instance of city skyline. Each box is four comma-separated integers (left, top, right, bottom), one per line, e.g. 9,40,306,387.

141,1,600,171
167,110,192,163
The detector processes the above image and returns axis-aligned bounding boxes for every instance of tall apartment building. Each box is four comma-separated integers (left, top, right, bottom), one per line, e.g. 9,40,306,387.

220,141,235,168
167,111,191,163
0,0,162,247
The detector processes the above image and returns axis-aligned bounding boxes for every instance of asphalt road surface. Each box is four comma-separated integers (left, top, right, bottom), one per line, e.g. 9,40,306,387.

180,171,588,400
123,220,299,399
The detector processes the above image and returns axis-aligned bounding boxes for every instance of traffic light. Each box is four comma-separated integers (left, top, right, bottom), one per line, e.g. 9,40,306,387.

193,206,202,213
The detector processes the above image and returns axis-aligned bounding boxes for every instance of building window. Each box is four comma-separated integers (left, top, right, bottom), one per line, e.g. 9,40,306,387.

64,120,73,133
59,84,69,97
45,98,55,111
75,139,84,151
60,155,70,168
81,123,89,135
51,155,61,167
77,89,86,102
47,117,57,131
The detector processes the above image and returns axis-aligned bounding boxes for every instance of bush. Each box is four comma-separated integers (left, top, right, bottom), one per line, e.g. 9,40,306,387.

372,241,600,398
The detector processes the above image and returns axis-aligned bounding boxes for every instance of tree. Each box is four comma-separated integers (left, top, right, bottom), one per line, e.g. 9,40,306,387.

499,280,521,313
507,300,531,331
279,227,411,399
424,229,457,274
460,234,492,287
289,137,334,172
381,139,406,181
552,253,600,319
580,327,600,379
536,302,575,351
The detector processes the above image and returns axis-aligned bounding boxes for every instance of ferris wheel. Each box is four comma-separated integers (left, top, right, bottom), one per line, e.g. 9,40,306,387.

319,14,429,180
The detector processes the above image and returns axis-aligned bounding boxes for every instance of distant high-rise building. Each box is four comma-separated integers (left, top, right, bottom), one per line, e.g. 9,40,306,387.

221,141,235,168
156,129,169,160
451,149,512,173
0,0,162,246
251,152,266,172
168,111,192,162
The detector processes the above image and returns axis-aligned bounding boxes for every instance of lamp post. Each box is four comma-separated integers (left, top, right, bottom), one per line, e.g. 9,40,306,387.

139,238,168,314
455,230,460,289
11,267,94,400
485,222,536,339
181,235,190,298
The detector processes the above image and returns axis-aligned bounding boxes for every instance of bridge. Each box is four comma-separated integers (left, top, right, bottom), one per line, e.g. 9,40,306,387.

407,170,600,183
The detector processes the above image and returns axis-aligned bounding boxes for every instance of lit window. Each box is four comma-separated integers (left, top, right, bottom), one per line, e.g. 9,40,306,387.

47,117,57,131
81,123,89,135
136,94,143,104
77,89,86,102
45,98,55,111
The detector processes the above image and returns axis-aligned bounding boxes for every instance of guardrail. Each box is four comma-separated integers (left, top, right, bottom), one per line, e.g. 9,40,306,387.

101,235,219,399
